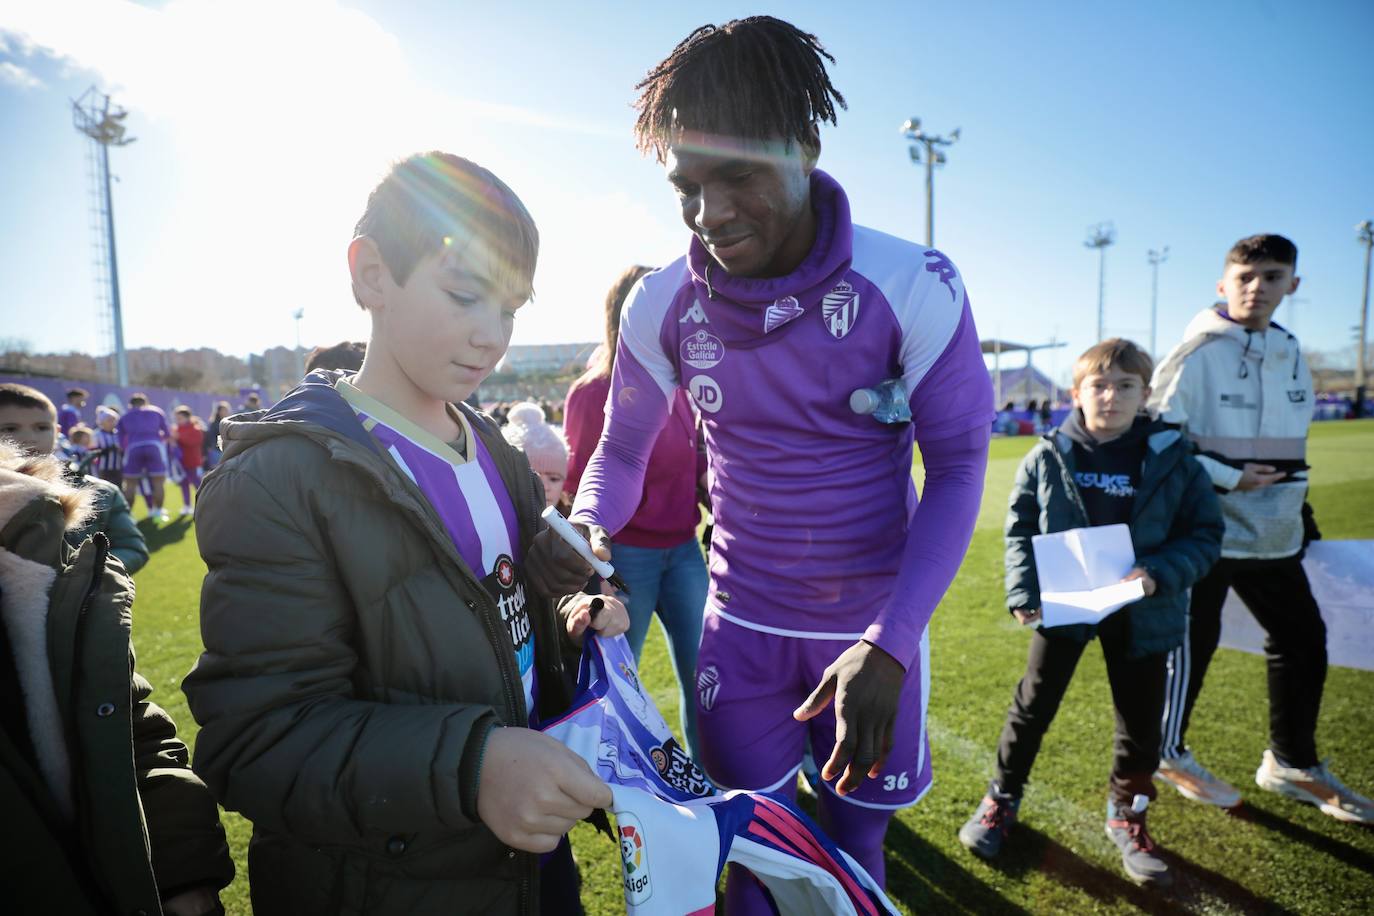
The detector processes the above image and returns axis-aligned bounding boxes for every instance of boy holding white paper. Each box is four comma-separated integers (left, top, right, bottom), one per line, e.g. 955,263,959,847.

958,339,1222,889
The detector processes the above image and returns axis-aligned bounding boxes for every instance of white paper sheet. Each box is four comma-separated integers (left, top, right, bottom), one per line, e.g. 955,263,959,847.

1031,524,1144,627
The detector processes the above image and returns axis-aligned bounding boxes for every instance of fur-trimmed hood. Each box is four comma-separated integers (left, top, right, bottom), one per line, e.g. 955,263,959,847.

0,442,94,548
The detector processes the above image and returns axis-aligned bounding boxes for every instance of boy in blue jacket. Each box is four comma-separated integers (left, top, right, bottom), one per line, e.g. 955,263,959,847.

957,339,1223,889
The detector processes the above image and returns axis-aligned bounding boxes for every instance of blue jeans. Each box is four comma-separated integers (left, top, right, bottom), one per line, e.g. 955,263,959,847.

611,536,708,757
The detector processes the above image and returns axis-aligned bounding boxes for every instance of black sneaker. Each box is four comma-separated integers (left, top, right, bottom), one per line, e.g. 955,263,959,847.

958,783,1020,859
1105,795,1172,888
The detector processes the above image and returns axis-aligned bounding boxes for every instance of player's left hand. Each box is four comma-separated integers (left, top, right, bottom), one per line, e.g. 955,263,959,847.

1121,567,1157,596
793,640,905,796
565,593,630,643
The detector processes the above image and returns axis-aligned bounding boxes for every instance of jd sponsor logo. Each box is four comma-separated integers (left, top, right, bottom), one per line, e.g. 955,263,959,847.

763,295,804,333
681,329,725,369
697,664,721,711
679,300,710,324
619,815,652,905
1288,389,1307,403
689,375,723,414
821,280,860,339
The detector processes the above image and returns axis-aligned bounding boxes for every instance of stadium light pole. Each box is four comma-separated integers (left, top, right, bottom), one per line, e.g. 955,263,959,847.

293,308,306,381
1147,246,1169,357
900,118,960,247
1356,219,1373,418
1085,222,1116,342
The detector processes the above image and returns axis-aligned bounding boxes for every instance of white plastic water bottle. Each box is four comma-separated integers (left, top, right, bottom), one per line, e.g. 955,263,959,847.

849,379,912,424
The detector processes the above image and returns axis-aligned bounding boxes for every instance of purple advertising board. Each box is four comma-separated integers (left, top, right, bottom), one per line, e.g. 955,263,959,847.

0,374,233,430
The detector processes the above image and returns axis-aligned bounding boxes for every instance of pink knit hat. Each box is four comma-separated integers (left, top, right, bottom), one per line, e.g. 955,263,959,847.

501,402,567,476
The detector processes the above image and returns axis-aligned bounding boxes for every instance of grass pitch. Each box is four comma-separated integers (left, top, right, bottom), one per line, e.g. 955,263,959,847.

129,420,1374,914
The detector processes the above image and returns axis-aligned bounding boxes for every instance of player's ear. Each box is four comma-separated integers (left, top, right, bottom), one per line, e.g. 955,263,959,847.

349,236,387,312
1288,275,1301,296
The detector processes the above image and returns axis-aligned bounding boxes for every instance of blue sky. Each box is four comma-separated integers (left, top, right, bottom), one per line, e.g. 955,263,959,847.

2,0,1371,386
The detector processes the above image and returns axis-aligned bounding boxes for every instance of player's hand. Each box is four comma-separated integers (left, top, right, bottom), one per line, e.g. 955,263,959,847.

477,727,612,853
162,886,222,916
1120,568,1157,596
793,640,905,796
577,522,613,563
565,593,630,642
1235,463,1284,491
525,524,599,598
1012,608,1042,626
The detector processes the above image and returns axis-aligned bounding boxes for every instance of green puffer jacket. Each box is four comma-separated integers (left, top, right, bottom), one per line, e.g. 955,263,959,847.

0,450,233,915
182,373,581,916
1004,419,1224,657
66,472,149,575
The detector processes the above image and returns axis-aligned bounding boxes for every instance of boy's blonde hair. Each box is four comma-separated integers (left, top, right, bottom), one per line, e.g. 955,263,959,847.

1072,338,1154,389
352,152,539,308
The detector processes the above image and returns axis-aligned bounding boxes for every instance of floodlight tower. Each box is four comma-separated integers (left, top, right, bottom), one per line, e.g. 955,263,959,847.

1084,222,1116,342
900,118,960,247
293,308,306,381
1147,246,1169,357
1355,219,1373,417
72,87,135,386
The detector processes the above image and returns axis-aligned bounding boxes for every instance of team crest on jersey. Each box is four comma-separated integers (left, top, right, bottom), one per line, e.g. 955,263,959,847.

821,281,860,339
680,329,725,369
697,664,721,711
763,295,804,333
679,300,710,324
650,737,713,797
618,661,642,694
619,814,653,903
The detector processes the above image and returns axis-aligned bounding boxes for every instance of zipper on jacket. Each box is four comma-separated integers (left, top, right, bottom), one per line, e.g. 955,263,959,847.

65,532,109,849
1046,439,1092,528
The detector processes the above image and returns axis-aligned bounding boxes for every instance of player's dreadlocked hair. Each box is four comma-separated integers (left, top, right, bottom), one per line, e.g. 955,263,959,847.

633,16,847,163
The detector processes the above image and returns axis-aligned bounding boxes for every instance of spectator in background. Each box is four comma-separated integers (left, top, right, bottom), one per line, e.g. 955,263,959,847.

117,393,170,522
172,406,206,516
564,263,708,757
501,401,570,511
241,391,263,413
0,383,148,573
0,442,232,915
305,340,367,373
58,386,87,435
64,424,94,467
93,405,123,486
1039,399,1053,432
204,401,230,470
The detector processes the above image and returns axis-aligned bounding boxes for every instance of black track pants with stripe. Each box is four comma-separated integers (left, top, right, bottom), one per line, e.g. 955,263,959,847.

1160,555,1327,769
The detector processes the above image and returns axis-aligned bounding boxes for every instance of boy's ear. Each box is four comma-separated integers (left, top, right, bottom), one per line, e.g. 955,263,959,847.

348,237,387,312
1215,277,1226,299
1288,275,1301,295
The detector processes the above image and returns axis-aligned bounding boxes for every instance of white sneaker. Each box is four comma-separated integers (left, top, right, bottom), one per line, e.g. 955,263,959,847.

179,505,192,517
1255,750,1374,824
1155,749,1242,808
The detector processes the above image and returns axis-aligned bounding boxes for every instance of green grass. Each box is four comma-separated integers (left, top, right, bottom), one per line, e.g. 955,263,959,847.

131,421,1374,914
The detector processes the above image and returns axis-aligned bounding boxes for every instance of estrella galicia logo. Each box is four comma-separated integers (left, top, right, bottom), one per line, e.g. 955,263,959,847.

679,299,710,324
1288,389,1307,403
763,295,804,333
697,664,721,711
680,329,724,369
494,554,515,589
619,815,652,904
821,280,860,339
650,737,713,797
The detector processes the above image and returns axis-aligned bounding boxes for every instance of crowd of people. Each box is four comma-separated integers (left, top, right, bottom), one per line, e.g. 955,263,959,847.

2,14,1371,916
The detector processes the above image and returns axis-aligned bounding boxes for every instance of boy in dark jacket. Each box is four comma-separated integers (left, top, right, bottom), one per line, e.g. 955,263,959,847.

0,444,232,915
957,339,1223,889
182,152,628,916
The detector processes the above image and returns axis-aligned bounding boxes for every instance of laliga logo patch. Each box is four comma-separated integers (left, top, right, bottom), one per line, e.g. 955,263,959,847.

763,295,804,334
681,329,725,369
821,280,860,339
689,375,723,414
494,554,515,589
697,664,721,711
619,816,652,904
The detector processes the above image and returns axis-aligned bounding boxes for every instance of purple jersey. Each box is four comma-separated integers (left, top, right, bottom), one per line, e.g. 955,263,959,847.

58,403,81,435
117,405,169,451
571,171,992,666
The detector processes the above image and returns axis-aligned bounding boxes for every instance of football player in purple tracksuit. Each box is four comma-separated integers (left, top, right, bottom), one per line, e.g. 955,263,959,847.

565,17,993,910
117,393,171,520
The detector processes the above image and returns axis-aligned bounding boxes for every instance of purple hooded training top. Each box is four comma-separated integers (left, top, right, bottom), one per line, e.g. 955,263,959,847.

571,171,992,667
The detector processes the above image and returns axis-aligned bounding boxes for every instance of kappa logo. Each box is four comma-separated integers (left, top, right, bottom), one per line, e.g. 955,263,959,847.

680,329,725,369
679,300,710,324
494,554,515,589
697,664,721,711
688,375,723,414
619,815,653,904
923,250,958,300
821,280,860,339
763,295,804,333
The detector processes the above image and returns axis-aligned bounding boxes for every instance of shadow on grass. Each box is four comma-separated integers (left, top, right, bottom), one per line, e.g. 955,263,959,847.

138,517,193,554
884,818,1031,914
1229,799,1374,873
985,823,1296,916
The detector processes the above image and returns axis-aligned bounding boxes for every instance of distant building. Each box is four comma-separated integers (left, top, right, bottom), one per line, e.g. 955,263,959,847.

497,343,598,375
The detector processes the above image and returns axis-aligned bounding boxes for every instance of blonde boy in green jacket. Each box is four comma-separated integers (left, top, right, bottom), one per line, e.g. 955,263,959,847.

183,152,627,915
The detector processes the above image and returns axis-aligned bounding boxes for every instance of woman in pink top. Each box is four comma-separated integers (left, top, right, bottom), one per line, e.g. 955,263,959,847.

565,265,708,756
